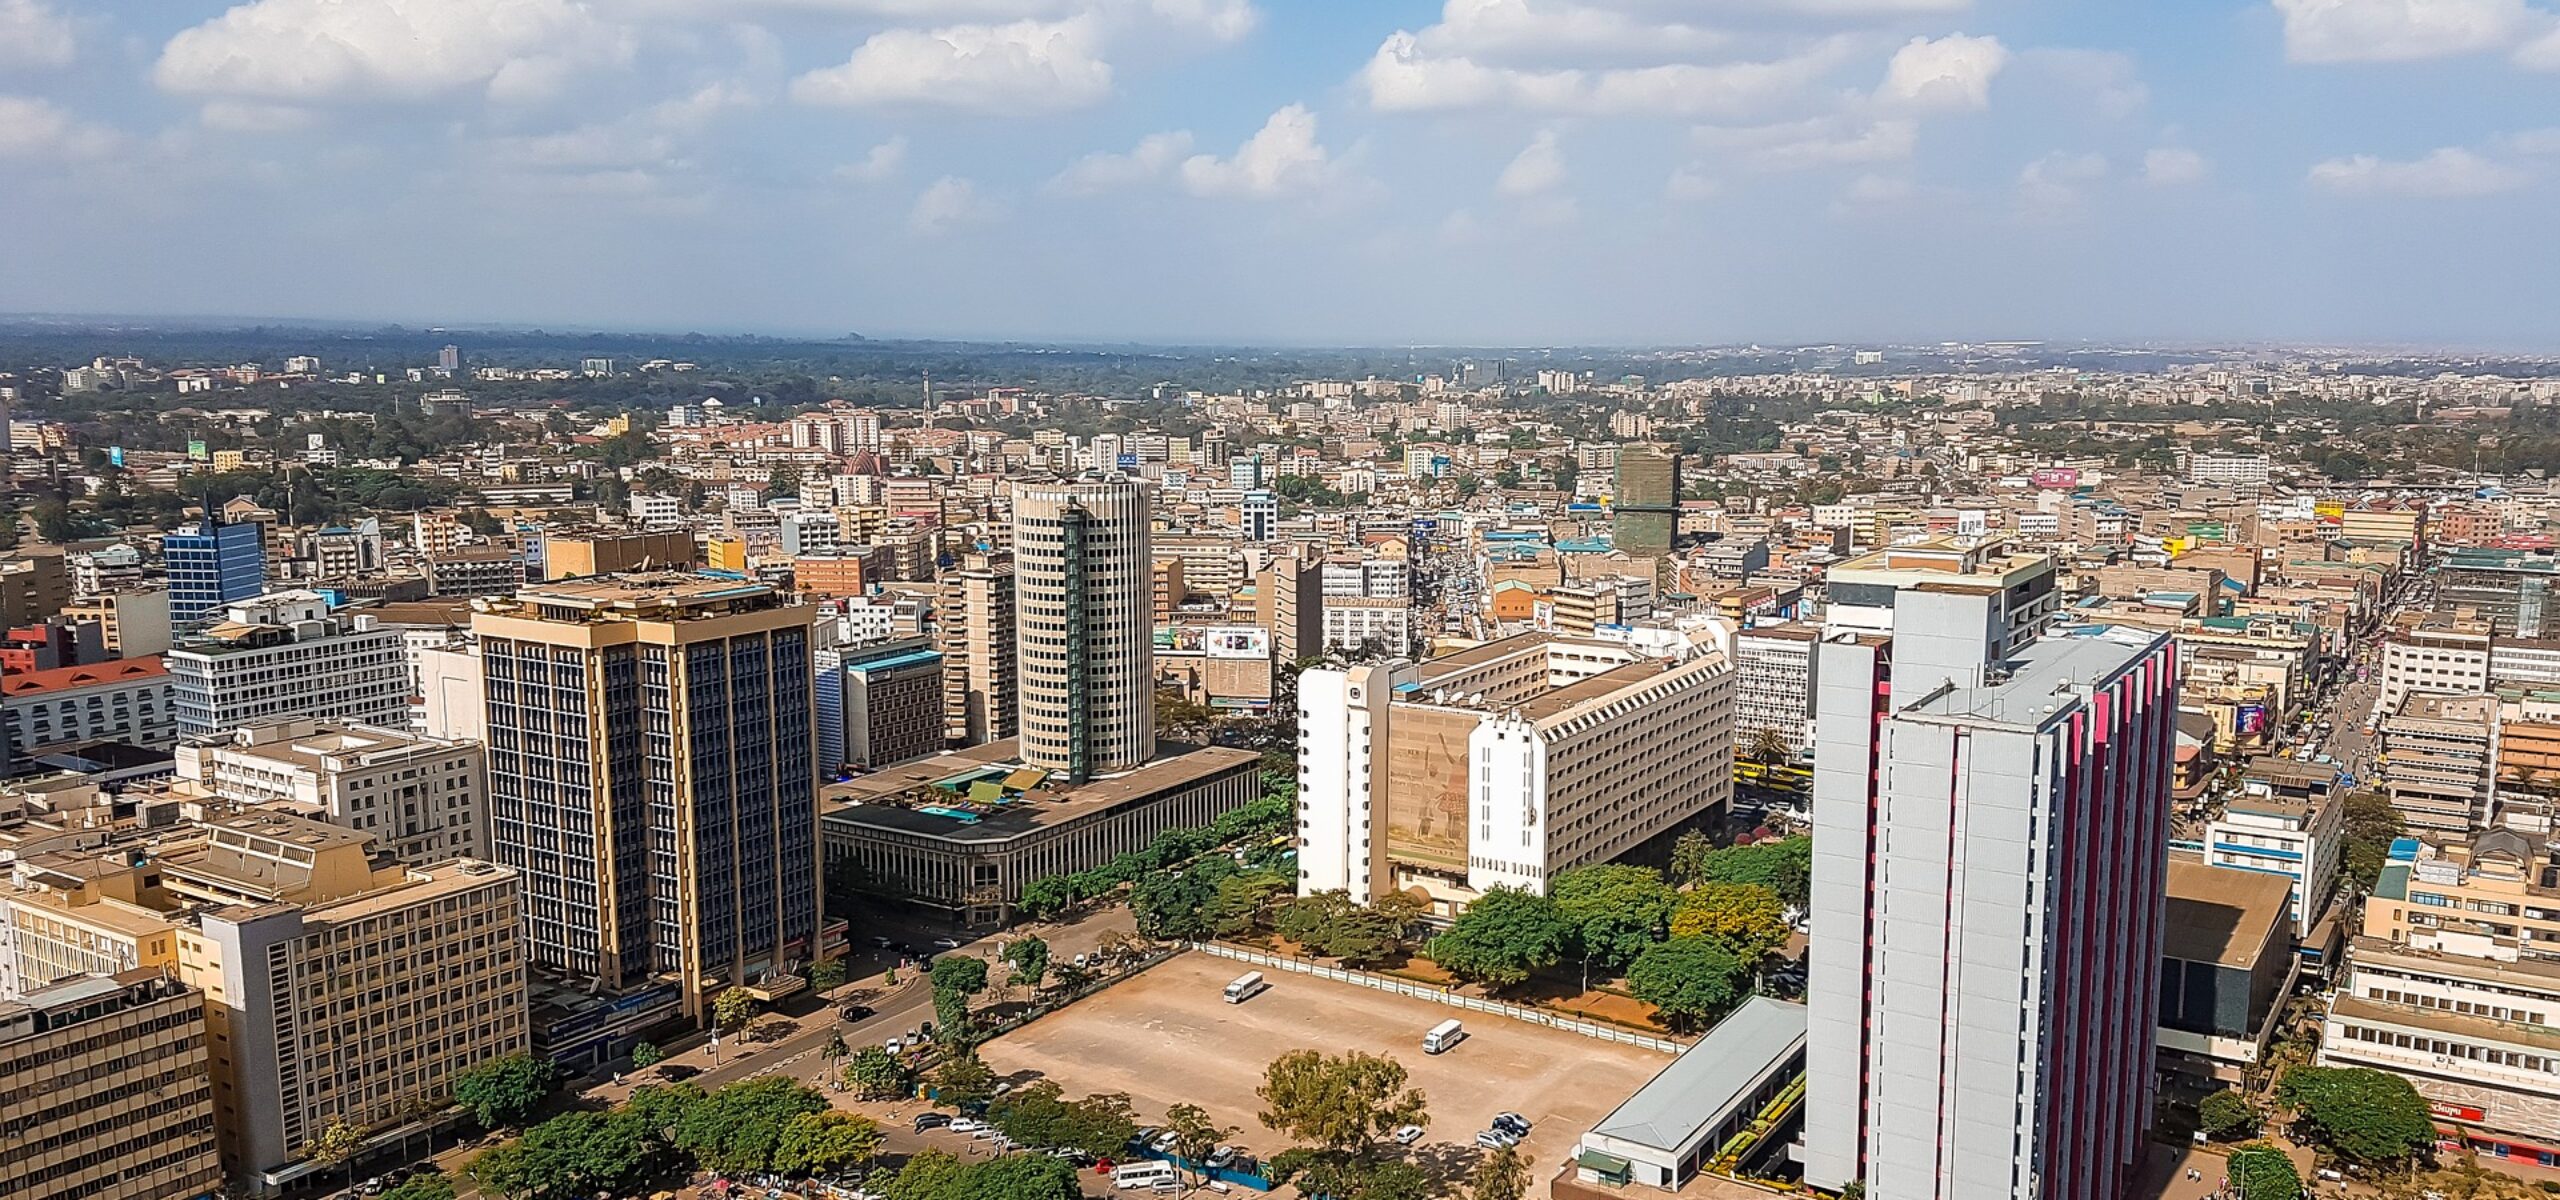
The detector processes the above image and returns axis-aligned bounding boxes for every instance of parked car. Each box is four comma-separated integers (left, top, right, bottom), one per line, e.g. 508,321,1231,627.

839,1004,874,1022
1493,1113,1531,1137
933,937,964,949
1391,1125,1425,1146
949,1118,984,1135
1150,1130,1180,1153
913,1113,952,1132
1205,1146,1239,1170
1476,1131,1514,1149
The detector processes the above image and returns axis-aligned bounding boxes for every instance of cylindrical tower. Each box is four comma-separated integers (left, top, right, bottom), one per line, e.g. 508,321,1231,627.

1012,473,1154,780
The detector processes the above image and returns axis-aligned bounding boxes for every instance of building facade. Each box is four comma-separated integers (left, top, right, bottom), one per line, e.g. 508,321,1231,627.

471,576,819,1020
168,592,409,737
0,657,175,755
1012,476,1154,781
1732,623,1819,760
940,553,1018,748
163,519,267,628
0,970,223,1200
172,718,487,862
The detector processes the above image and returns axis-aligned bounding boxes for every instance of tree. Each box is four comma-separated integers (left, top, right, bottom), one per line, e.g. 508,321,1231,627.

774,1110,885,1178
1744,726,1792,766
504,1109,663,1199
932,1052,998,1109
825,1030,850,1064
1001,935,1051,993
808,957,850,991
2338,792,2403,893
845,1045,913,1100
304,1119,363,1196
1277,890,1400,966
629,1041,663,1069
1551,864,1676,977
672,1077,829,1176
2198,1088,2259,1141
1208,870,1290,937
1020,875,1075,918
1425,887,1571,991
711,986,758,1033
453,1053,561,1130
1690,836,1813,909
2226,1142,2302,1200
930,955,990,996
382,1173,458,1200
1467,1144,1532,1200
1667,830,1715,887
2277,1065,2434,1166
1256,1049,1429,1156
1163,1102,1236,1183
1668,882,1790,962
1626,936,1747,1031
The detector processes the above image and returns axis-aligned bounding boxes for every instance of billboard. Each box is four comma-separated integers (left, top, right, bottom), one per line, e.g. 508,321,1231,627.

2236,704,2268,735
2029,467,2080,489
1200,626,1271,659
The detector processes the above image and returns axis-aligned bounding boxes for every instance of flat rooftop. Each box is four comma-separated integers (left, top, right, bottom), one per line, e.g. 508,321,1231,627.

1902,624,2164,728
822,742,1259,844
1589,996,1807,1155
2164,860,2293,970
1515,657,1683,721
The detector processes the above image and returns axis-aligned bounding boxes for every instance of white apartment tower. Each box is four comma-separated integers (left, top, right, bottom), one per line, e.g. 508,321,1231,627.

1013,474,1155,782
167,591,409,737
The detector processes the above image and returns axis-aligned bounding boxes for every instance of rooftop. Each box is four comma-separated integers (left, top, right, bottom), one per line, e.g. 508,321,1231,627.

2164,860,2293,970
1901,624,2165,729
0,656,167,696
822,742,1259,844
1588,997,1807,1154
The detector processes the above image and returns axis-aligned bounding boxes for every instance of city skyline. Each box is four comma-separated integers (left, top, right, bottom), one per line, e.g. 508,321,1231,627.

4,0,2558,348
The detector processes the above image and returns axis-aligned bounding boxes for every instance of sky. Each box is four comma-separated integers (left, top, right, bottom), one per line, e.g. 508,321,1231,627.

2,0,2556,349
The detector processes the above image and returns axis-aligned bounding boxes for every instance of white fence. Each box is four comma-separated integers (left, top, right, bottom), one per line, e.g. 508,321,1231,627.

1190,941,1685,1055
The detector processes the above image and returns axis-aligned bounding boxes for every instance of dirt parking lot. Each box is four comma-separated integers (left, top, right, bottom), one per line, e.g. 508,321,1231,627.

979,951,1673,1196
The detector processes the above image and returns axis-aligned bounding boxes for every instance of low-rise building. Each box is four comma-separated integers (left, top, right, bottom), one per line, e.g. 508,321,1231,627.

2158,859,2297,1086
0,969,223,1200
2203,795,2343,935
2320,937,2560,1159
168,592,408,737
172,718,486,862
2383,693,2499,834
0,656,175,756
61,586,172,659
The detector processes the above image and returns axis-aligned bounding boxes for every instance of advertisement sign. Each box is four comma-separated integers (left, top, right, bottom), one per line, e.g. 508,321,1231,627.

2236,704,2268,735
108,446,124,467
187,439,209,461
2431,1101,2487,1124
2029,467,2080,489
1200,626,1270,659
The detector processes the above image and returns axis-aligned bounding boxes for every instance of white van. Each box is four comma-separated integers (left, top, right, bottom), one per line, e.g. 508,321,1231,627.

1114,1162,1180,1190
1223,972,1268,1004
1423,1018,1465,1054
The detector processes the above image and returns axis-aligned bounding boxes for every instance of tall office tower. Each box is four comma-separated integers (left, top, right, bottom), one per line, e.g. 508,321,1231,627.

168,591,410,736
1803,589,2177,1200
1013,474,1154,782
1612,442,1681,560
437,343,460,371
1241,489,1278,542
0,970,223,1200
940,552,1019,747
470,575,819,1022
163,517,267,627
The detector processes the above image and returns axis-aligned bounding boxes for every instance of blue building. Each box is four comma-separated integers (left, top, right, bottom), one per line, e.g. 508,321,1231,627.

163,518,266,627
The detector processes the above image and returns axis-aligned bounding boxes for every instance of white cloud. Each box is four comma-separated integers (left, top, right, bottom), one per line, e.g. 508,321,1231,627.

2506,127,2560,154
154,0,626,106
2308,146,2530,196
2520,23,2560,66
647,82,763,131
2142,146,2209,185
1179,104,1337,197
2018,150,2107,208
0,94,116,158
1438,207,1492,245
1694,117,1916,171
0,0,74,68
1146,0,1260,42
1360,32,1849,116
1874,33,2009,112
792,17,1114,113
2270,0,2550,64
1497,129,1565,195
199,102,319,133
838,135,911,183
1665,165,1721,200
2020,48,2148,118
1047,130,1195,193
910,175,1001,233
1411,0,1731,63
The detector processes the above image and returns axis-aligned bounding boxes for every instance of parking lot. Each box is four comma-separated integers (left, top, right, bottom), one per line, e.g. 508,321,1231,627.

977,951,1673,1197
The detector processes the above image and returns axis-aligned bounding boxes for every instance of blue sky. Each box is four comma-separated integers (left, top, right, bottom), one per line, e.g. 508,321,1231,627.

2,0,2555,347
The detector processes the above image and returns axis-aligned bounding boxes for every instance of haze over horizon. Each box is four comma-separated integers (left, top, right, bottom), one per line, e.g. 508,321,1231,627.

5,0,2557,348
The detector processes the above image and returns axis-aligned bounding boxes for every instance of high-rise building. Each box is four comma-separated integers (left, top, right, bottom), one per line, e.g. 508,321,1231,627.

0,969,223,1200
163,518,267,628
436,343,459,371
1819,536,2059,657
168,591,409,736
0,548,69,626
1241,489,1278,542
470,575,819,1021
61,585,172,658
1803,591,2176,1200
1012,475,1154,781
1297,632,1734,912
940,552,1018,747
1612,442,1680,560
1731,623,1819,761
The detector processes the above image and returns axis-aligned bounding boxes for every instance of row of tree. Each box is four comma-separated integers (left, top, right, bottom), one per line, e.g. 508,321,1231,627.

1017,790,1295,919
467,1077,880,1200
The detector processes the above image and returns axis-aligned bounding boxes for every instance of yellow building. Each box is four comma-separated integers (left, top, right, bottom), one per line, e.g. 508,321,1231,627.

0,969,224,1200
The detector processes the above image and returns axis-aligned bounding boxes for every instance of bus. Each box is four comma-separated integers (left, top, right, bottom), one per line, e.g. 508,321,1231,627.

1423,1018,1465,1054
1115,1162,1179,1190
1223,971,1268,1004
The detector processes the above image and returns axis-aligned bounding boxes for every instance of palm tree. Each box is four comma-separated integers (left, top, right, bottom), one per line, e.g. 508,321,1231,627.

1746,726,1792,767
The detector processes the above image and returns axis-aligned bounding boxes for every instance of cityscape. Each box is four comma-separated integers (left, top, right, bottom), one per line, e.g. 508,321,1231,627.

7,2,2560,1200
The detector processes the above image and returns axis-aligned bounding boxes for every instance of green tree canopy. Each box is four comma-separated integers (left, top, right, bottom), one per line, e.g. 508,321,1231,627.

1551,864,1676,971
2197,1088,2258,1141
773,1110,885,1178
1467,1144,1532,1200
1626,935,1747,1032
1255,1049,1429,1156
451,1053,561,1130
1668,882,1790,961
1686,836,1812,908
1425,887,1571,991
1276,890,1400,966
671,1077,830,1176
2276,1066,2434,1165
931,1053,999,1109
843,1045,913,1101
2226,1142,2302,1200
1001,935,1051,991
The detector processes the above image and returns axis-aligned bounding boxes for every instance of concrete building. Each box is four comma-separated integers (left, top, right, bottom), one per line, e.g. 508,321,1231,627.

181,855,527,1194
0,550,70,627
471,575,819,1021
1818,536,2059,657
940,552,1018,748
1803,596,2176,1200
2381,617,2493,714
1731,623,1819,760
2203,795,2343,936
168,591,409,736
0,656,175,755
1253,552,1324,663
1297,632,1734,913
539,528,695,581
172,718,486,862
2362,831,2560,963
2319,936,2560,1159
422,548,526,597
836,641,944,770
62,585,171,659
1613,442,1681,561
0,969,223,1200
163,519,267,628
2382,693,2499,835
1013,475,1154,781
822,741,1259,925
411,640,485,742
1322,595,1414,656
1565,998,1807,1194
2158,859,2297,1086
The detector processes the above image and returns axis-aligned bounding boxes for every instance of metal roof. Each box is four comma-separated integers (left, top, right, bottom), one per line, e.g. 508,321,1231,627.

1588,996,1807,1154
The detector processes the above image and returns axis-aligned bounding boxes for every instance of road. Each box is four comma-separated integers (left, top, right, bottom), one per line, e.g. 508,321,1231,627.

426,906,1144,1199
